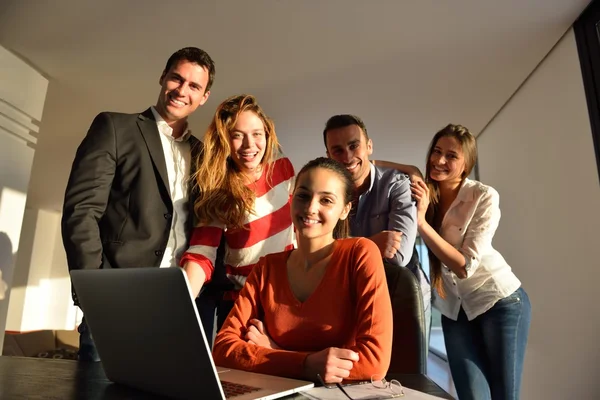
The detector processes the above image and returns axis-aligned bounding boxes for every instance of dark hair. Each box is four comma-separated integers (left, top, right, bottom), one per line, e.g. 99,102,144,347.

322,114,369,148
295,157,354,239
163,47,216,92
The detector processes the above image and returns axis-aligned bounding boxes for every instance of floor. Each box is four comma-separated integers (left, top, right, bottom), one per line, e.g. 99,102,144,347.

426,327,457,398
427,351,457,399
429,327,446,359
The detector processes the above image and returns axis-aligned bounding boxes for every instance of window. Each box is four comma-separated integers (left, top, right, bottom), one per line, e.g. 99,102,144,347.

414,236,446,359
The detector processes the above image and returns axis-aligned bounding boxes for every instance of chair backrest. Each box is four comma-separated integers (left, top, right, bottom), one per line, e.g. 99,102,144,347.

383,262,427,374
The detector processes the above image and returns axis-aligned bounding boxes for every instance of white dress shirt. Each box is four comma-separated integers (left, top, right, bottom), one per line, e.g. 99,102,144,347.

434,179,521,321
151,107,192,268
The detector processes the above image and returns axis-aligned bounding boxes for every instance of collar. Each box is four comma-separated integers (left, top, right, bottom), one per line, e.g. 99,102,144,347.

366,162,376,193
150,106,192,142
356,162,376,202
456,178,475,202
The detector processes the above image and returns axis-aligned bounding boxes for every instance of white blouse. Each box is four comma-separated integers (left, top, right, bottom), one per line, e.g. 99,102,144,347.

434,179,521,321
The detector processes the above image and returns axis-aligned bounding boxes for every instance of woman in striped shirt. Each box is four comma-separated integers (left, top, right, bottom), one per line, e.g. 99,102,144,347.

180,94,295,332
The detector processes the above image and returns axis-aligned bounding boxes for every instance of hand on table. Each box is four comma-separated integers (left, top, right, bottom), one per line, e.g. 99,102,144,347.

304,347,359,384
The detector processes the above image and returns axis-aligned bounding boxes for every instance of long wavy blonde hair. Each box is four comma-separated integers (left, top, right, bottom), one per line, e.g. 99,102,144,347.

193,94,281,229
425,124,477,297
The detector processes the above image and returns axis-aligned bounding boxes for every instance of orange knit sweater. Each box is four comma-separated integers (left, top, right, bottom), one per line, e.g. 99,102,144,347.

212,237,393,381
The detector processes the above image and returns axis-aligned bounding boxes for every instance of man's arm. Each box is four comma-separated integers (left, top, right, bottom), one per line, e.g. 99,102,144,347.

61,112,117,272
386,176,418,267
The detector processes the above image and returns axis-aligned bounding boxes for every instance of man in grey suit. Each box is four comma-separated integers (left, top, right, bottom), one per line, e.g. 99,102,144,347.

62,47,214,361
323,114,432,344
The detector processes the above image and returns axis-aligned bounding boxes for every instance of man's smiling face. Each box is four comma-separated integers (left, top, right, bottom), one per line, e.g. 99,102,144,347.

155,59,211,125
325,124,373,188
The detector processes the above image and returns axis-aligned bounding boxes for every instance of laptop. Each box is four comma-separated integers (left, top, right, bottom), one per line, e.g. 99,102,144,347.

70,267,314,400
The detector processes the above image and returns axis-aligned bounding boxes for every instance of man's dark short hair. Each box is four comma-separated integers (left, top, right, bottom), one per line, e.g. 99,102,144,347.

323,114,369,148
163,47,216,92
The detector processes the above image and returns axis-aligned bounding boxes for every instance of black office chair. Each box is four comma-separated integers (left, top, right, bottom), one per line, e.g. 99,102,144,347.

383,262,427,374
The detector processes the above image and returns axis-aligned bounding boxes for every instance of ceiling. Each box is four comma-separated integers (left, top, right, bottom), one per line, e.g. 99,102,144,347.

0,0,592,211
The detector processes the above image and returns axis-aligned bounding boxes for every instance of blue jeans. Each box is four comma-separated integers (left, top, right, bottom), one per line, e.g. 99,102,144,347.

78,317,101,362
442,287,531,400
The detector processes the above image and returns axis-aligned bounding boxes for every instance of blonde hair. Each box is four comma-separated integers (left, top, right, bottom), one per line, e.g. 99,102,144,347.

425,124,477,297
193,94,281,229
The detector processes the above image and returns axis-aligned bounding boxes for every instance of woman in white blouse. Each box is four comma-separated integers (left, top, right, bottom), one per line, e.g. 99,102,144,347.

409,124,531,400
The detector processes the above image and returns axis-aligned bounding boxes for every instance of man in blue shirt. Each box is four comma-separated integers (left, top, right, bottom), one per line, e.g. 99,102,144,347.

323,114,432,344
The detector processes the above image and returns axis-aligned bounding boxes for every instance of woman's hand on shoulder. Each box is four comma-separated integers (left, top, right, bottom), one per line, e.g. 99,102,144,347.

406,166,424,184
245,319,280,349
303,347,359,383
410,180,430,226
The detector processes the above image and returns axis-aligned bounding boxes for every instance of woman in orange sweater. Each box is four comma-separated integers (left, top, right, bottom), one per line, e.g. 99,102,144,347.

213,157,393,384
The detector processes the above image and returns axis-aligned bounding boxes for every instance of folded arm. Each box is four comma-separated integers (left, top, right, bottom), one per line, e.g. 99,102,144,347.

455,187,501,278
212,260,310,379
344,238,393,380
413,183,500,279
213,239,392,383
417,220,468,278
385,177,417,267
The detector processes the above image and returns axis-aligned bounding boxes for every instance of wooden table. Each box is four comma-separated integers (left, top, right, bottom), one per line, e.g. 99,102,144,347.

0,356,454,399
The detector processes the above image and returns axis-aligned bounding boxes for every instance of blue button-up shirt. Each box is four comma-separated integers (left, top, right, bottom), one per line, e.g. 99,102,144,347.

350,163,430,304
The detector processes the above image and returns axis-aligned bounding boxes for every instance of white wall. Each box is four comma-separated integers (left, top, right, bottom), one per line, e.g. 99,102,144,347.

478,28,600,399
0,43,78,343
0,45,47,351
2,207,79,335
0,136,31,313
251,52,490,174
6,207,78,332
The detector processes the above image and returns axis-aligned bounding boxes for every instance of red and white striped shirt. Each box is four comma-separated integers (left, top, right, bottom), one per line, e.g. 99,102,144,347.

180,155,295,300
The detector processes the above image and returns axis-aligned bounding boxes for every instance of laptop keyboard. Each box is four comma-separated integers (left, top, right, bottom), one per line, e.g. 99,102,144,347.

221,380,262,398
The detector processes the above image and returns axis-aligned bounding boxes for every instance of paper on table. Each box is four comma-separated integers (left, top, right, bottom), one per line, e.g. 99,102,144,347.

301,385,448,400
398,387,448,399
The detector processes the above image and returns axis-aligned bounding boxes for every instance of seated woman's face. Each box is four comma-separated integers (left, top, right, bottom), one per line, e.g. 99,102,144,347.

228,111,267,174
291,167,350,240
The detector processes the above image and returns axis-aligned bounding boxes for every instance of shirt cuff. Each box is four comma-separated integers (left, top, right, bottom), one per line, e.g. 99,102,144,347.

463,254,478,278
179,254,214,283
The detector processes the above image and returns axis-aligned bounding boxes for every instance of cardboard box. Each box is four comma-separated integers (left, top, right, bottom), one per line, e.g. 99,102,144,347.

3,330,79,359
